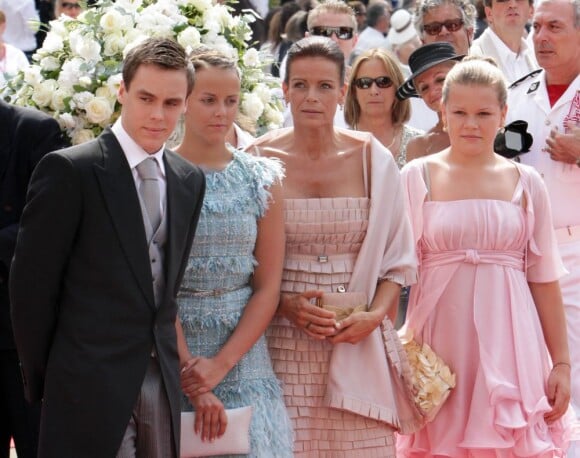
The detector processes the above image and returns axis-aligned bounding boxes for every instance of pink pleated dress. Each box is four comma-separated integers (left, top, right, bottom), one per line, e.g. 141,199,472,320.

266,197,397,458
397,161,575,457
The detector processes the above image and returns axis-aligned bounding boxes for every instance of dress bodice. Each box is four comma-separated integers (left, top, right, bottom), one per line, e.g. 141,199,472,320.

282,197,369,294
179,150,282,293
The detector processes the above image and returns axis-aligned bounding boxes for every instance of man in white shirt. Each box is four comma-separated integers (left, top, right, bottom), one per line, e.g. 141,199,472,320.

470,0,537,84
0,0,38,59
506,2,579,455
351,1,391,62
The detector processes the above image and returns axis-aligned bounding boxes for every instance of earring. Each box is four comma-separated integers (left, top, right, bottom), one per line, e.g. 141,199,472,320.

442,124,447,132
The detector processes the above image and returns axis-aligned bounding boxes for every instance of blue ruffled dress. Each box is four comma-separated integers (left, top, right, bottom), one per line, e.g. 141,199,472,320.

177,148,293,458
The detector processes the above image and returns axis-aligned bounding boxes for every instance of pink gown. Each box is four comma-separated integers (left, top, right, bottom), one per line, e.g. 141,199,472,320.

397,160,574,457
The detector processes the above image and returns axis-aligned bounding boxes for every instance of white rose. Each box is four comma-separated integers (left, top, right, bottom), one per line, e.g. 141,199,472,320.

85,97,114,125
241,93,264,121
253,83,272,104
99,9,126,33
39,56,61,72
39,32,64,55
264,105,284,128
190,0,212,12
70,31,102,62
51,88,71,111
242,48,260,68
58,112,78,129
103,33,126,57
58,57,85,89
78,76,93,87
106,74,123,95
32,80,58,107
177,27,201,50
72,128,96,145
114,0,142,13
206,4,233,30
72,91,95,110
23,66,43,85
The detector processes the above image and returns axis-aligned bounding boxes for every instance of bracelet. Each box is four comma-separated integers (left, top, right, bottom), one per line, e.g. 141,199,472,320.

552,362,571,370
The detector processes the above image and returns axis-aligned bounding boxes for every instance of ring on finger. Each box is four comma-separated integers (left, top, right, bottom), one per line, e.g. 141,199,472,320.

305,321,312,330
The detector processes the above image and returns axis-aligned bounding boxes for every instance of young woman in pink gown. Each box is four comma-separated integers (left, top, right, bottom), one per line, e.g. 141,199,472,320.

397,57,575,457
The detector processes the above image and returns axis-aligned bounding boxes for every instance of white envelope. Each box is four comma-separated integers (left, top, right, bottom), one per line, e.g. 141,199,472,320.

180,406,252,457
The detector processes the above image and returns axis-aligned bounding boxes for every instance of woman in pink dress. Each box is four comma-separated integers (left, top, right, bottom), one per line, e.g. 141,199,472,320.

251,36,421,457
397,56,575,456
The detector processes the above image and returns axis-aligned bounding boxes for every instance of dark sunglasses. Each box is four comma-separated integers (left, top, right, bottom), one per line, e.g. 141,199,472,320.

310,26,355,40
354,76,394,89
62,2,82,8
423,18,464,36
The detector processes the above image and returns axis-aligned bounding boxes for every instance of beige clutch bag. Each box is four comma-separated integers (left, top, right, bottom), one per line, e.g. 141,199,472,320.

316,290,368,321
180,406,252,457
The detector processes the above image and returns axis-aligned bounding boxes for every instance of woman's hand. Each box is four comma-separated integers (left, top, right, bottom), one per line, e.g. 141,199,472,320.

190,392,227,442
544,363,571,424
327,310,381,345
181,357,230,398
279,291,338,340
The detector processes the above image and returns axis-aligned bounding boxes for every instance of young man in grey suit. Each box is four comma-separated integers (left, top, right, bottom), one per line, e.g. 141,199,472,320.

10,38,206,458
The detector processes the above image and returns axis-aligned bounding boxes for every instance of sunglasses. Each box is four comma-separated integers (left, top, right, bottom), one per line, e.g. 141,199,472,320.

354,76,394,89
62,2,82,9
423,18,464,36
310,26,355,40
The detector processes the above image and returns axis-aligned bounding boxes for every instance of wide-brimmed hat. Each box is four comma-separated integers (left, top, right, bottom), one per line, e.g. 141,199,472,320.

387,9,418,46
396,42,464,100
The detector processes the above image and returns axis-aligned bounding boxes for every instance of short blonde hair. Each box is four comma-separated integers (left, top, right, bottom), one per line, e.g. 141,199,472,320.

442,55,507,108
345,48,411,128
307,0,358,31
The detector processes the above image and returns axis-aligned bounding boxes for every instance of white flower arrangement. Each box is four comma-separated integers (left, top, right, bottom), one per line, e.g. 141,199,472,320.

1,0,283,144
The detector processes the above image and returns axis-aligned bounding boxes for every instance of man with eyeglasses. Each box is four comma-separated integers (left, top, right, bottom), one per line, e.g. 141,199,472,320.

281,0,358,128
352,1,392,62
413,0,476,54
470,0,537,83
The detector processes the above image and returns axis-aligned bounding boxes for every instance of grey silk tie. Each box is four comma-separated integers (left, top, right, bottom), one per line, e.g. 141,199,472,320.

136,158,161,231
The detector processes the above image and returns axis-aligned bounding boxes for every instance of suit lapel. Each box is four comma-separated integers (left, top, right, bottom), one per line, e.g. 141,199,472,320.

164,151,199,298
94,130,156,309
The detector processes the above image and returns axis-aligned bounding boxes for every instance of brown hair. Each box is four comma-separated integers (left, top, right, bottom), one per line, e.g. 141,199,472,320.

284,35,345,85
122,38,195,96
345,48,411,127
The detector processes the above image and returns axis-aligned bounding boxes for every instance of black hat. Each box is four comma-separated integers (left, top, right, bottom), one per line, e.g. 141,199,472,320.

396,42,464,100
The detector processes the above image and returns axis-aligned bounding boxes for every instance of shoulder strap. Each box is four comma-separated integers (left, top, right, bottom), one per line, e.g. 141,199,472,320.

421,161,431,201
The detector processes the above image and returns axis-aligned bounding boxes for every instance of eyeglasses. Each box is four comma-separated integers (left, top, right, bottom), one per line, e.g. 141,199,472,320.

353,76,394,89
423,18,464,36
310,26,355,40
61,2,82,9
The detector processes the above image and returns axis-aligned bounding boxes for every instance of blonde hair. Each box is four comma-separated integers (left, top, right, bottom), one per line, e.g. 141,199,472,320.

442,56,507,107
344,48,411,128
307,0,358,31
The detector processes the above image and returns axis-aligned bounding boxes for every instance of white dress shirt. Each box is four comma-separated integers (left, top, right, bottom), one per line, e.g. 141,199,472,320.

112,119,167,219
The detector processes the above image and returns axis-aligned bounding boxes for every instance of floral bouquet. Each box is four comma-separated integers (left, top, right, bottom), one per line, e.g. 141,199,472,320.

1,0,283,145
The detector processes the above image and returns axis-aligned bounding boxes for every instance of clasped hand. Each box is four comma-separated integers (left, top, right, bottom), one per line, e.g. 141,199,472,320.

181,357,230,442
280,291,379,344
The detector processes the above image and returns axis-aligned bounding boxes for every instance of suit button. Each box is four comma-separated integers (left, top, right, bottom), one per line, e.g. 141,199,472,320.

545,119,551,126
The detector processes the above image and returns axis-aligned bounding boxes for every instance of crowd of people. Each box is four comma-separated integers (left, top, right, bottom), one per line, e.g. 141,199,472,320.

1,0,580,457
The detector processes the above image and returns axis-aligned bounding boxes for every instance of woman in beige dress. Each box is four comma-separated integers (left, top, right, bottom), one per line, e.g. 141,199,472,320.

251,36,420,457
